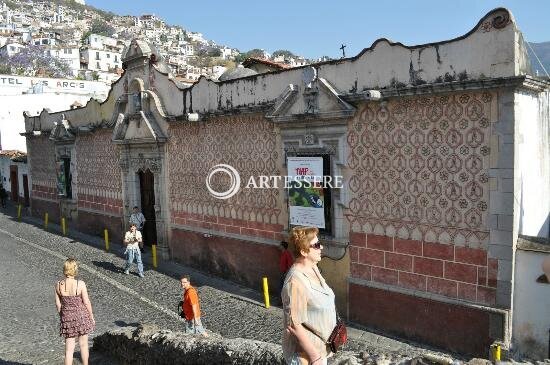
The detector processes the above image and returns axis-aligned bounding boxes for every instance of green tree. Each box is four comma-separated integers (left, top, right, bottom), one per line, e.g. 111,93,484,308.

160,34,168,43
234,48,266,64
90,19,115,37
247,49,265,58
233,53,247,64
4,0,17,9
272,49,295,58
207,48,221,57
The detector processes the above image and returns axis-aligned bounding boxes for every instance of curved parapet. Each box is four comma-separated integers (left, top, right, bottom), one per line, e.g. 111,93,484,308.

181,8,527,115
24,8,531,130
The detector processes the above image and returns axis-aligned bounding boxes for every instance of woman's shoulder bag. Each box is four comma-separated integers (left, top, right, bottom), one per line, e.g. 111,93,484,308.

302,312,348,353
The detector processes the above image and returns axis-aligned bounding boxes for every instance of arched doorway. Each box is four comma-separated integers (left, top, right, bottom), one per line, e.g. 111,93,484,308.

138,169,157,247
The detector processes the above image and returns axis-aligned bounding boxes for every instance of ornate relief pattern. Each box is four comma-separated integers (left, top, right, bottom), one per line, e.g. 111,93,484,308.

346,92,494,247
168,115,282,225
29,135,57,195
76,129,122,200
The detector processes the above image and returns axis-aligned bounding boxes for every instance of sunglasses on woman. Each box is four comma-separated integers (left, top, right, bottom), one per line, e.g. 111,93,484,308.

310,242,322,250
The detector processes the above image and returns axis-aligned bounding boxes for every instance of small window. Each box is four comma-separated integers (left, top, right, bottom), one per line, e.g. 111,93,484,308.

133,93,142,112
95,51,100,60
106,53,110,58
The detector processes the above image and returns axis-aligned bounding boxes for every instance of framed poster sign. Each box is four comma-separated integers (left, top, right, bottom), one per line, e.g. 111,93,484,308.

287,156,325,228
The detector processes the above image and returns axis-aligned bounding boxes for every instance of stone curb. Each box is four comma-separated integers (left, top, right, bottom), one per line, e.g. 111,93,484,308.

93,323,285,365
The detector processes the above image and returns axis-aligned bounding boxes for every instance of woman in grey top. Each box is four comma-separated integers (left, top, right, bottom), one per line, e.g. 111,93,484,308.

282,226,336,365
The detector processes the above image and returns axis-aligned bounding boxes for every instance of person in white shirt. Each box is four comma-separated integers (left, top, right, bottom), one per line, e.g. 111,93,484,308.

123,223,144,278
129,206,146,231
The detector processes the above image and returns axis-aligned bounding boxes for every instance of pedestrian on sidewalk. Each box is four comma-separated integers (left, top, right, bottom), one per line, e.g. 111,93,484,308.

129,206,146,253
279,240,294,297
282,226,336,365
129,206,146,231
180,275,208,337
123,223,144,277
0,186,7,208
55,258,95,365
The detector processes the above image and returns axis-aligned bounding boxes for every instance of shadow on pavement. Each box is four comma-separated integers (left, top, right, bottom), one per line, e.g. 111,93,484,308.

91,261,122,274
114,320,140,327
0,359,32,365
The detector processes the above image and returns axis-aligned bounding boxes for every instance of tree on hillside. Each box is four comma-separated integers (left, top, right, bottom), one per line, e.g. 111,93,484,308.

208,48,221,57
234,48,266,64
0,45,72,78
90,19,115,37
247,49,266,58
3,0,17,9
272,49,295,58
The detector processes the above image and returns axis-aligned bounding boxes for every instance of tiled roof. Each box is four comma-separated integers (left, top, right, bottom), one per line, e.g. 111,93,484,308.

0,150,27,161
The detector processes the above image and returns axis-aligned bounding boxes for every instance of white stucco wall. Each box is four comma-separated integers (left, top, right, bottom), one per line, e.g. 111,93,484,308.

513,249,550,359
0,156,29,198
0,75,110,151
0,93,103,151
515,91,550,239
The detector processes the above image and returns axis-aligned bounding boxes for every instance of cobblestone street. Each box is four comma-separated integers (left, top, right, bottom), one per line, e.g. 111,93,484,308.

0,206,461,364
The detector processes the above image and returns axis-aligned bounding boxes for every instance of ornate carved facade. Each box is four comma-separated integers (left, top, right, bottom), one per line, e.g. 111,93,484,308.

22,9,550,357
347,92,495,248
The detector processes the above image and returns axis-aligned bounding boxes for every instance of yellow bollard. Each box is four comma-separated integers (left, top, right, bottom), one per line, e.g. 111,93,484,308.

152,244,158,269
44,212,48,230
104,229,109,252
61,217,66,236
491,343,501,362
17,204,22,221
262,277,270,308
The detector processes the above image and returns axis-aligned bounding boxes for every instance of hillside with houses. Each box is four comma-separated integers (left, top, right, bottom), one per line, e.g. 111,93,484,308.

0,0,315,85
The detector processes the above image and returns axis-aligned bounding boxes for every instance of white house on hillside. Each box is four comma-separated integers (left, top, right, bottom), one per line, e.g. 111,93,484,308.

80,48,122,73
83,33,118,50
47,47,80,76
0,42,25,56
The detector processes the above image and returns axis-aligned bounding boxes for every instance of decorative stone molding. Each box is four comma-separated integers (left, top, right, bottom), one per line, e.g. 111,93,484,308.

266,73,356,123
131,154,162,174
49,114,75,143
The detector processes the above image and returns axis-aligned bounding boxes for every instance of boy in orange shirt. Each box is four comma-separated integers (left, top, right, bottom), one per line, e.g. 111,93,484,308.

180,275,208,337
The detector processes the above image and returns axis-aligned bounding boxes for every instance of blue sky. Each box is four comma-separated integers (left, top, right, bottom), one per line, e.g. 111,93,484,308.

87,0,550,59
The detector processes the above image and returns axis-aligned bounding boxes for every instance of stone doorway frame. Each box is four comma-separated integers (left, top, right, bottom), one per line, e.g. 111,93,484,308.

119,144,169,259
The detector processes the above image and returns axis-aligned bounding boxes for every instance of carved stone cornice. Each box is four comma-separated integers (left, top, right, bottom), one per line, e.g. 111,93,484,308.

49,114,75,143
131,154,161,173
265,76,356,124
342,75,550,102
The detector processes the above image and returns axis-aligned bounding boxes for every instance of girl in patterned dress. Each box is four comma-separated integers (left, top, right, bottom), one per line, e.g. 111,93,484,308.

55,258,95,365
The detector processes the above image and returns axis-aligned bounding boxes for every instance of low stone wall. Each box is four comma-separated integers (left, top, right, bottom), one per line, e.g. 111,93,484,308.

92,324,285,365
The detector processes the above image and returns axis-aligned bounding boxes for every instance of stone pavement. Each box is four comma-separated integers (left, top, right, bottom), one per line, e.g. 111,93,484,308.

0,202,468,364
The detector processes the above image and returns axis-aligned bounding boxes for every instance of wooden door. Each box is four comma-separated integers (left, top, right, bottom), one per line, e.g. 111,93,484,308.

10,165,18,202
22,174,29,206
138,169,157,247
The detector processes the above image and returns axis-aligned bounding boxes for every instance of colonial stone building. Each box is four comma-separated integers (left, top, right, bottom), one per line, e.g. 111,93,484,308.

23,9,549,357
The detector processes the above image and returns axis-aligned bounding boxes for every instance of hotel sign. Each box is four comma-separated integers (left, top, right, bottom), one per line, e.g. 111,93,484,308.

0,74,108,95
